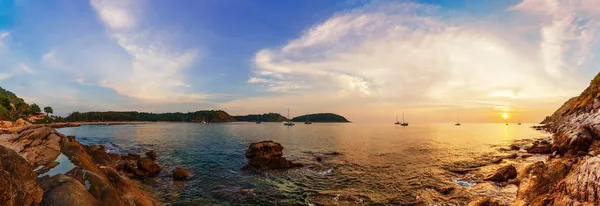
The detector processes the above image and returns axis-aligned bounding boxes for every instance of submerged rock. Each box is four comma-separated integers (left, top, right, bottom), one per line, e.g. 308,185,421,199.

173,167,192,180
484,165,517,182
145,150,158,161
0,145,43,206
241,140,302,171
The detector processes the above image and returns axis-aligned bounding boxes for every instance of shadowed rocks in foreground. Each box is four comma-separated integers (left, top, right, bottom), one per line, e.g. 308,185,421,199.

241,140,302,171
0,145,44,205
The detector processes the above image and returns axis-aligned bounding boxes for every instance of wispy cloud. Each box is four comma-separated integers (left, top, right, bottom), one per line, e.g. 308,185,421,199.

88,0,201,103
243,1,598,122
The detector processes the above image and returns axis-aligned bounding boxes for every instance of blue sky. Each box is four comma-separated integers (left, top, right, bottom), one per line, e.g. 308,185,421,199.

0,0,599,123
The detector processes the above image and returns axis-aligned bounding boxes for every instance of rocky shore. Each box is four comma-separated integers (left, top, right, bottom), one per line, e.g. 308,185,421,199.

467,73,600,205
0,124,165,205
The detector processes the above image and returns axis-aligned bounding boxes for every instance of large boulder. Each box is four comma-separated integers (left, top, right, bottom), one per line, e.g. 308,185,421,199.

241,141,302,171
553,126,594,156
553,156,600,205
527,140,552,154
38,174,100,206
138,157,161,175
0,146,43,206
484,165,517,182
513,159,573,205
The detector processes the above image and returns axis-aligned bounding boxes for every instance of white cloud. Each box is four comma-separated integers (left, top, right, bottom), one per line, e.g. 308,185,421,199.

245,1,596,121
0,73,10,80
89,0,202,103
17,63,35,75
0,32,9,49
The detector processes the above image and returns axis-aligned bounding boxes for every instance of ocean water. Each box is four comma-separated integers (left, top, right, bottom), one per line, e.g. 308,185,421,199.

57,122,548,205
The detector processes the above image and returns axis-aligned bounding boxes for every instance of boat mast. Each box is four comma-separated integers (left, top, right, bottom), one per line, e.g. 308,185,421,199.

402,112,405,123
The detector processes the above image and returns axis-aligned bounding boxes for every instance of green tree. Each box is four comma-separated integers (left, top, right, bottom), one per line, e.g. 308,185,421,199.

0,95,11,111
44,106,54,116
29,103,41,114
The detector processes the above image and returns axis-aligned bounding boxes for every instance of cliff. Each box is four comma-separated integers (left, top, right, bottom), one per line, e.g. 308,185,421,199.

291,113,350,122
511,72,600,205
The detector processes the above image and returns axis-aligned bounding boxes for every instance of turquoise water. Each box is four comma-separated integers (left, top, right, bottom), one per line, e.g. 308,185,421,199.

58,122,547,205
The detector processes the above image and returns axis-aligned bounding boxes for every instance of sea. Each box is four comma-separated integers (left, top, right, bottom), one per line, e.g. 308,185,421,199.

57,122,548,205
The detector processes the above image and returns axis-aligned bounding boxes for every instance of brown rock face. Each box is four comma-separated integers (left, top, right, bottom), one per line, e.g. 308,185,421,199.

0,145,44,206
484,165,517,182
241,141,302,171
553,156,600,205
514,159,573,205
39,174,100,206
0,125,65,167
527,140,552,154
173,167,192,180
467,197,501,206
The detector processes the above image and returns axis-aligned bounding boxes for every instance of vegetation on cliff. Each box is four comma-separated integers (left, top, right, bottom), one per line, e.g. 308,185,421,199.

234,113,288,122
564,72,600,113
291,113,349,122
63,110,236,122
0,87,43,121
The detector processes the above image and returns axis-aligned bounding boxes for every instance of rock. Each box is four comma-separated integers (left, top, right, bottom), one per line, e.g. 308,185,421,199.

553,156,600,205
514,159,573,205
38,174,100,206
14,118,32,128
527,140,552,154
520,154,533,158
0,126,64,167
145,150,158,161
138,157,161,175
510,144,521,150
0,145,44,206
554,126,593,155
173,167,192,180
467,197,501,206
241,141,302,171
484,165,517,182
35,161,60,175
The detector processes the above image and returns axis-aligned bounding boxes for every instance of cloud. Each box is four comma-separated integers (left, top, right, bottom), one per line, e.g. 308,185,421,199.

0,73,10,80
245,1,596,121
0,32,9,50
88,0,202,103
17,63,35,75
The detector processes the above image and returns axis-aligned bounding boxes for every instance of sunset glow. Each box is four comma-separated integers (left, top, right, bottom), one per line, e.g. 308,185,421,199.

503,113,509,120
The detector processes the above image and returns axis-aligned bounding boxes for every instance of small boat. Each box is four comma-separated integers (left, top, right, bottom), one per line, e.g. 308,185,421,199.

304,115,312,124
394,116,401,125
284,108,295,126
455,116,461,126
400,113,409,126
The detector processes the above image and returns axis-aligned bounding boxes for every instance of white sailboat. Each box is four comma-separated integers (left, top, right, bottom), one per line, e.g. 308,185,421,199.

284,108,295,126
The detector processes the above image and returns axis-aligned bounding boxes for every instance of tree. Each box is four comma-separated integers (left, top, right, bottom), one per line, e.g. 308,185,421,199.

29,103,41,114
44,106,53,116
0,95,11,111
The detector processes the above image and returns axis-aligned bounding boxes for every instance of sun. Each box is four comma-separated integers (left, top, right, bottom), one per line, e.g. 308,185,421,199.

502,113,509,120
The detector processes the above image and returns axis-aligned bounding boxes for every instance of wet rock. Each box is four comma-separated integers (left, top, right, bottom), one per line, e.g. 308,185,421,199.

467,197,501,206
86,144,118,167
484,165,517,182
510,144,521,150
173,167,191,180
38,174,100,206
145,150,158,161
527,140,552,154
0,145,43,206
138,157,161,175
241,141,302,171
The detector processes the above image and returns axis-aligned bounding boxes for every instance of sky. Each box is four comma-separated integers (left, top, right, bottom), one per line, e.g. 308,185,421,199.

0,0,599,123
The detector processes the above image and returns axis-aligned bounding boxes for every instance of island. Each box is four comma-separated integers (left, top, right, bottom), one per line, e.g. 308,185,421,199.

62,110,236,122
291,113,350,122
234,113,288,122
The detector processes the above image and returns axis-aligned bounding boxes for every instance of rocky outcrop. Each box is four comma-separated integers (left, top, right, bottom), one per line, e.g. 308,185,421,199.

0,125,162,205
116,154,161,178
467,197,501,206
513,157,574,205
0,145,44,206
241,141,302,171
553,156,600,205
173,167,191,180
484,165,517,182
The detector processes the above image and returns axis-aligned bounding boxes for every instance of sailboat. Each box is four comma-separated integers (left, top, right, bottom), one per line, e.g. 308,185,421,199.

304,114,312,124
455,116,461,126
256,115,261,124
284,108,295,126
400,113,409,126
394,116,401,125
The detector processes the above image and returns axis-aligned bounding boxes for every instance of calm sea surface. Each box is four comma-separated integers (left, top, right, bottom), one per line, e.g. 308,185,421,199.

58,123,547,205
